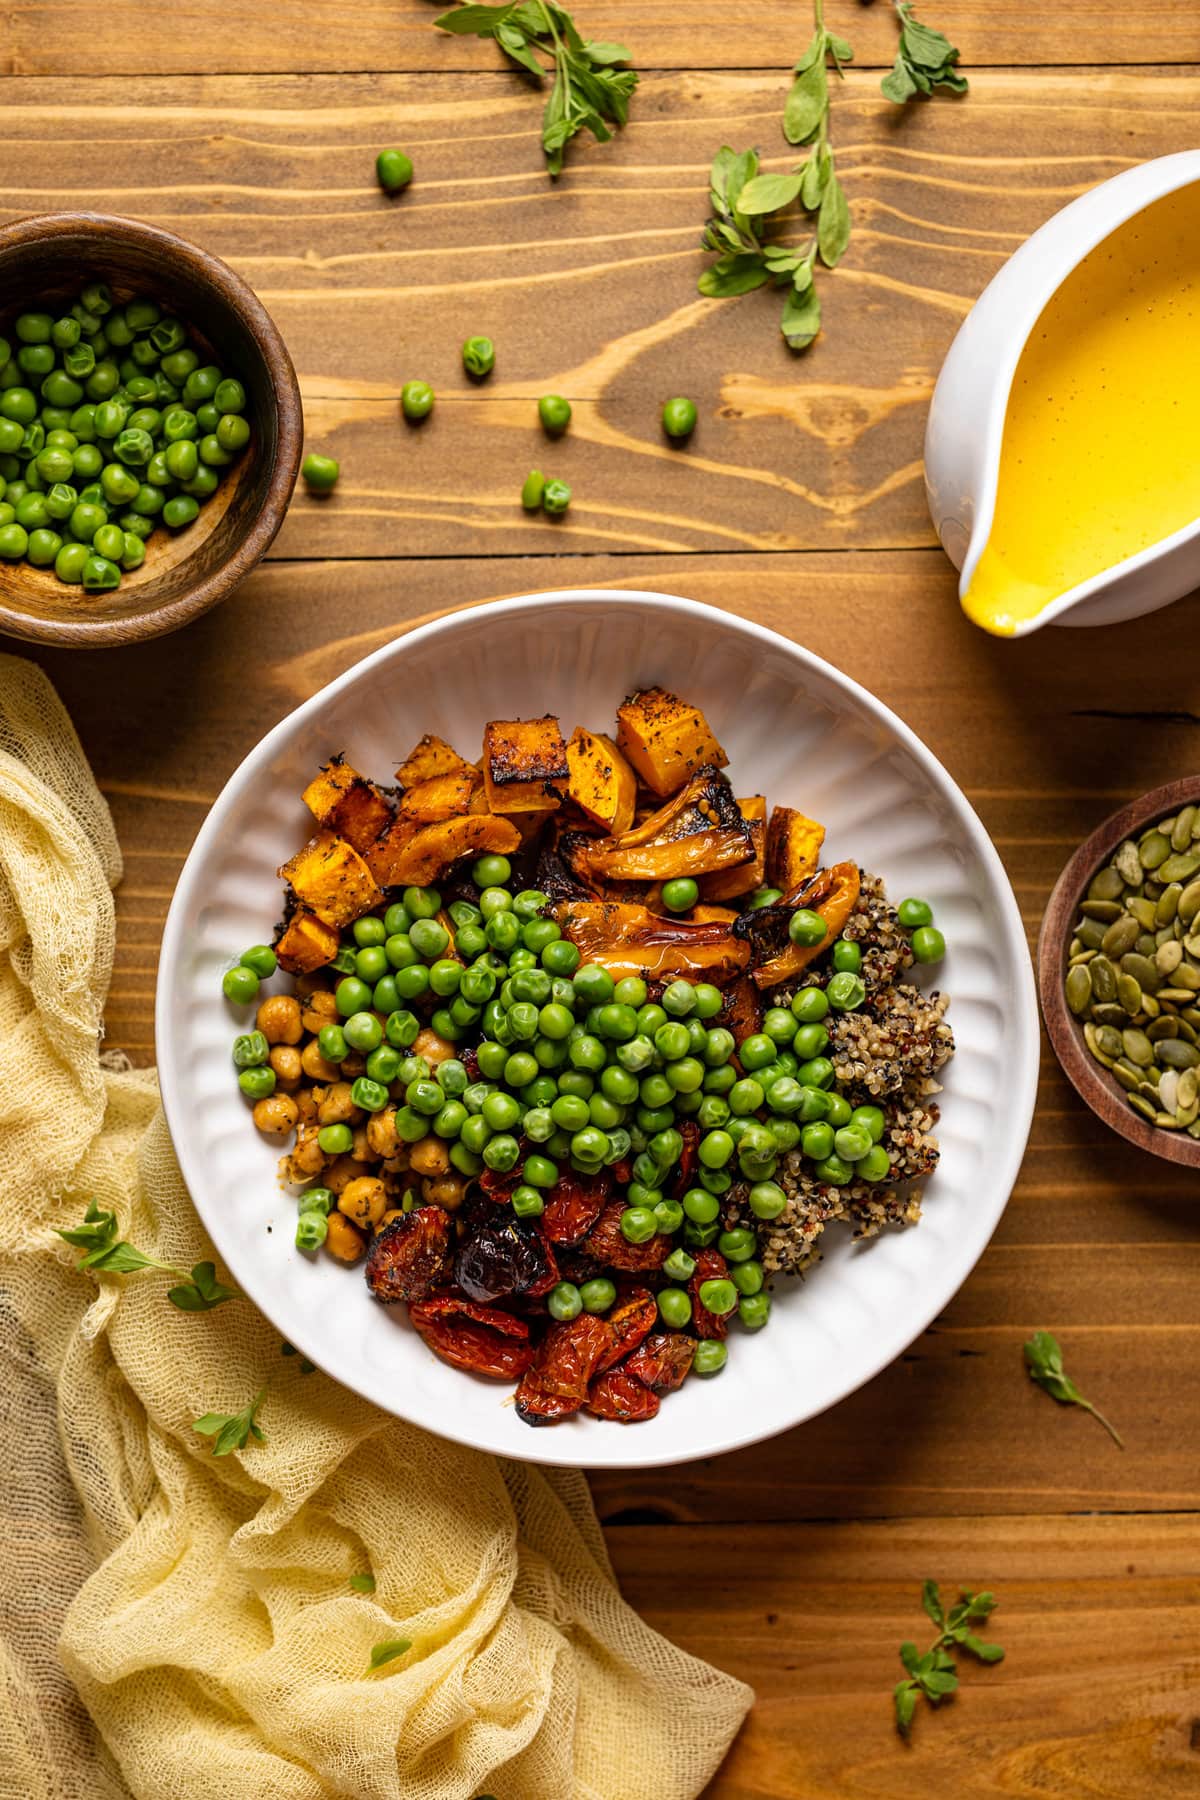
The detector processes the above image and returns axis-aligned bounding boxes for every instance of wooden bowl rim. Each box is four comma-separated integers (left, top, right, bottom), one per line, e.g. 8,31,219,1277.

0,210,302,648
1038,775,1200,1168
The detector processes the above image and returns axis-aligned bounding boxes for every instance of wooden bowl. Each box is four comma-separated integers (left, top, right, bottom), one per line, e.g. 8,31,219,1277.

0,212,301,646
1038,777,1200,1167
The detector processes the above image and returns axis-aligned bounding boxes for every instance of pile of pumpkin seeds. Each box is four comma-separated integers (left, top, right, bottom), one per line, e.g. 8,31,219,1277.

1065,803,1200,1133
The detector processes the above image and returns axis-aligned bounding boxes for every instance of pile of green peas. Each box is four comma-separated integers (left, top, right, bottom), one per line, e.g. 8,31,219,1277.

0,285,251,592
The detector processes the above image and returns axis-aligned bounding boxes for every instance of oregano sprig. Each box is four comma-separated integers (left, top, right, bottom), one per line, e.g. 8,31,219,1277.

57,1200,238,1312
882,3,968,104
434,1,637,176
894,1580,1004,1736
1024,1330,1123,1448
193,1388,267,1458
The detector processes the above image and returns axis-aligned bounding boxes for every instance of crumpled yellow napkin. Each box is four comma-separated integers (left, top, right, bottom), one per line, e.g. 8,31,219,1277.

0,654,752,1800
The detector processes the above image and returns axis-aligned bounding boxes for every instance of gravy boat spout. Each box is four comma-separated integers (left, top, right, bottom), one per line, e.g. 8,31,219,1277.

925,150,1200,637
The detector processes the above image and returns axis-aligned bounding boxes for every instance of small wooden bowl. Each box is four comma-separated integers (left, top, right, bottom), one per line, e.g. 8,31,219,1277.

0,212,301,646
1038,777,1200,1168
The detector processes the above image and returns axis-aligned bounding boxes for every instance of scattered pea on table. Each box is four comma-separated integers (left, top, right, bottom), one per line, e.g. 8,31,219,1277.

462,336,495,378
661,396,697,440
375,148,414,193
538,393,572,435
301,452,340,493
401,380,435,422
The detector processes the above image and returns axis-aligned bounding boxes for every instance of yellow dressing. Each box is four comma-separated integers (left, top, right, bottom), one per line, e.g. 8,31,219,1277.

962,182,1200,636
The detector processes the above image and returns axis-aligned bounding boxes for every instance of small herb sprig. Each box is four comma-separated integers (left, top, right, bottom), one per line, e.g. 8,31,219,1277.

1024,1330,1124,1448
697,2,851,349
882,3,967,104
193,1388,267,1458
894,1581,1004,1736
434,1,637,176
58,1200,238,1313
367,1637,412,1673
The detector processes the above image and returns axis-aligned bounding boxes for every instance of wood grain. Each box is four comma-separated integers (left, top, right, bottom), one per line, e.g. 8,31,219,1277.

610,1515,1200,1799
4,70,1198,560
6,1,1200,75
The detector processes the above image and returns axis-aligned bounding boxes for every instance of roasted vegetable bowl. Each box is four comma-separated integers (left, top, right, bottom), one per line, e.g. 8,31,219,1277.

221,683,955,1427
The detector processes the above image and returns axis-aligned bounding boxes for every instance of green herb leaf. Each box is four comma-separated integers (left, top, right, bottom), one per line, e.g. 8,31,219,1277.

921,1579,944,1627
899,9,960,70
698,253,772,297
57,1200,118,1257
817,170,850,266
881,57,918,103
738,171,804,216
784,60,828,145
894,1580,1003,1735
961,1632,1005,1663
193,1388,266,1458
826,33,854,64
884,3,968,104
1024,1330,1124,1448
86,1241,163,1275
583,39,631,64
367,1637,412,1672
167,1261,239,1312
792,29,825,73
798,153,826,209
350,1572,377,1594
434,2,513,34
894,1680,918,1734
898,1640,921,1674
780,281,821,350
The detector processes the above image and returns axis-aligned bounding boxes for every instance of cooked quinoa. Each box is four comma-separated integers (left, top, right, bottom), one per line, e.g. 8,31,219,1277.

725,871,955,1277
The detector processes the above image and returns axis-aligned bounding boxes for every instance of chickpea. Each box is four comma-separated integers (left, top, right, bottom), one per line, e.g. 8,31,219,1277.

293,969,325,998
301,987,338,1033
294,1087,319,1125
287,1125,327,1180
318,1081,360,1127
408,1136,450,1177
252,1093,299,1138
366,1108,400,1158
350,1124,375,1162
413,1026,456,1066
325,1211,365,1263
379,1208,405,1229
256,993,303,1046
421,1174,467,1211
341,1050,367,1079
338,1176,387,1230
324,1154,362,1195
301,1039,341,1082
269,1044,303,1090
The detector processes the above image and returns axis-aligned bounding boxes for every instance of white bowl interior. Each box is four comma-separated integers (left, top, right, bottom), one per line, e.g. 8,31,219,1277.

157,591,1039,1470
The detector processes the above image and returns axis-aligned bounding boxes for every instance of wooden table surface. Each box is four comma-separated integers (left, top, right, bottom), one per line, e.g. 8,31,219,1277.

7,4,1200,1793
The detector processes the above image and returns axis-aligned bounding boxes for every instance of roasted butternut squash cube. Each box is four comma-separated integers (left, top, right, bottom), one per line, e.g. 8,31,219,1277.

482,715,569,814
302,757,394,853
274,908,340,974
615,687,728,797
395,734,474,789
397,766,481,825
765,805,826,893
701,796,766,902
368,814,521,889
279,830,384,928
566,726,637,835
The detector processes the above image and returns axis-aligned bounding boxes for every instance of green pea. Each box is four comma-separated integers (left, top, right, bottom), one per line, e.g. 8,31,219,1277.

579,1276,616,1314
797,1056,834,1090
13,493,47,529
355,945,388,984
728,1078,764,1116
542,478,571,517
620,1204,658,1244
911,925,946,964
434,1099,468,1138
512,1185,545,1219
15,313,53,345
698,1278,737,1317
655,1287,691,1329
197,432,231,467
858,1145,892,1182
703,1026,735,1067
183,462,220,498
814,1154,854,1186
660,394,698,440
717,1227,757,1262
521,468,545,511
792,1023,829,1061
93,522,125,561
573,964,614,1006
216,412,251,453
823,1092,852,1127
163,494,200,529
344,1011,383,1052
462,335,495,378
317,1122,354,1154
898,897,933,928
238,1066,276,1099
538,393,571,435
682,1187,720,1225
523,917,560,953
739,1032,776,1072
748,1180,787,1220
788,909,828,947
547,1281,583,1322
81,553,120,592
25,526,62,566
211,376,245,414
294,1211,328,1252
523,1154,558,1189
826,971,866,1010
831,939,862,974
739,1293,771,1330
542,938,580,977
851,1104,885,1144
801,1121,834,1161
120,531,145,571
231,1029,270,1068
654,1198,684,1233
730,1259,764,1297
54,541,89,583
401,379,434,421
791,987,829,1023
318,1023,348,1064
366,1044,402,1084
376,147,414,193
661,877,699,912
298,1186,334,1218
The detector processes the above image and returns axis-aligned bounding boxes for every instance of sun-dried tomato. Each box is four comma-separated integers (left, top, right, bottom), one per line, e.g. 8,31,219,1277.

689,1247,730,1339
670,1119,699,1197
624,1331,696,1392
455,1215,555,1303
541,1169,610,1246
364,1207,452,1304
408,1296,534,1380
581,1198,671,1273
478,1168,520,1202
515,1313,612,1426
461,1045,481,1081
586,1365,661,1422
595,1287,657,1374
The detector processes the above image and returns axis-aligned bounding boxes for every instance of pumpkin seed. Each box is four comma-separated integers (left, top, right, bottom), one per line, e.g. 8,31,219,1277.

1184,1007,1200,1030
1135,931,1159,959
1172,963,1200,991
1112,1062,1142,1092
1101,915,1140,957
1092,1002,1130,1028
1115,840,1143,884
1138,830,1172,871
1088,864,1126,900
1076,917,1106,949
1157,852,1200,883
1156,987,1195,1006
1122,1028,1155,1066
1120,952,1160,992
1084,1022,1115,1067
1171,805,1197,852
1068,949,1097,967
1156,884,1182,926
1184,933,1200,959
1158,1068,1180,1114
1177,1100,1200,1128
1177,877,1200,925
1065,964,1092,1014
1178,1068,1198,1111
1128,1093,1158,1122
1155,938,1183,976
1080,900,1122,922
1154,1111,1182,1129
1178,1020,1199,1045
1125,894,1158,930
1157,815,1178,835
1158,1037,1200,1069
1096,1024,1125,1060
1142,993,1162,1020
1189,1119,1200,1138
1147,1016,1180,1041
1089,956,1118,1003
1116,973,1143,1015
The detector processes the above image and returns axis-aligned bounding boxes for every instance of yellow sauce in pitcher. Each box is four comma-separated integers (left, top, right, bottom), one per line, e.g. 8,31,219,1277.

963,183,1200,636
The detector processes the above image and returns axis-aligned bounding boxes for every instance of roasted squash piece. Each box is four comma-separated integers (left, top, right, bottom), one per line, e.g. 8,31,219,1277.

765,805,826,893
701,795,766,902
397,767,482,825
274,908,340,974
279,830,384,928
302,757,394,854
564,766,753,886
369,814,521,889
720,974,763,1046
565,727,637,836
615,686,728,797
482,715,569,814
395,734,474,788
554,898,749,985
735,861,861,989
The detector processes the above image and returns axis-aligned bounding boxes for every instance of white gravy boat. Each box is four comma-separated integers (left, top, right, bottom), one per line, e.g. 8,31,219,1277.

924,150,1200,635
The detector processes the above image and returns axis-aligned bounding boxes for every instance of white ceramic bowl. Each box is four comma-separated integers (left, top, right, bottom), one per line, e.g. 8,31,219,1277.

157,591,1039,1470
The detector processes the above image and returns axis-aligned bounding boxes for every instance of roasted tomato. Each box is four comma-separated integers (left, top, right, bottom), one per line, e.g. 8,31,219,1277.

409,1295,534,1380
364,1206,452,1304
515,1313,612,1426
624,1331,696,1392
478,1167,520,1202
455,1215,556,1304
586,1365,661,1423
689,1247,730,1340
541,1169,610,1246
670,1119,699,1197
595,1287,658,1374
582,1198,671,1274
